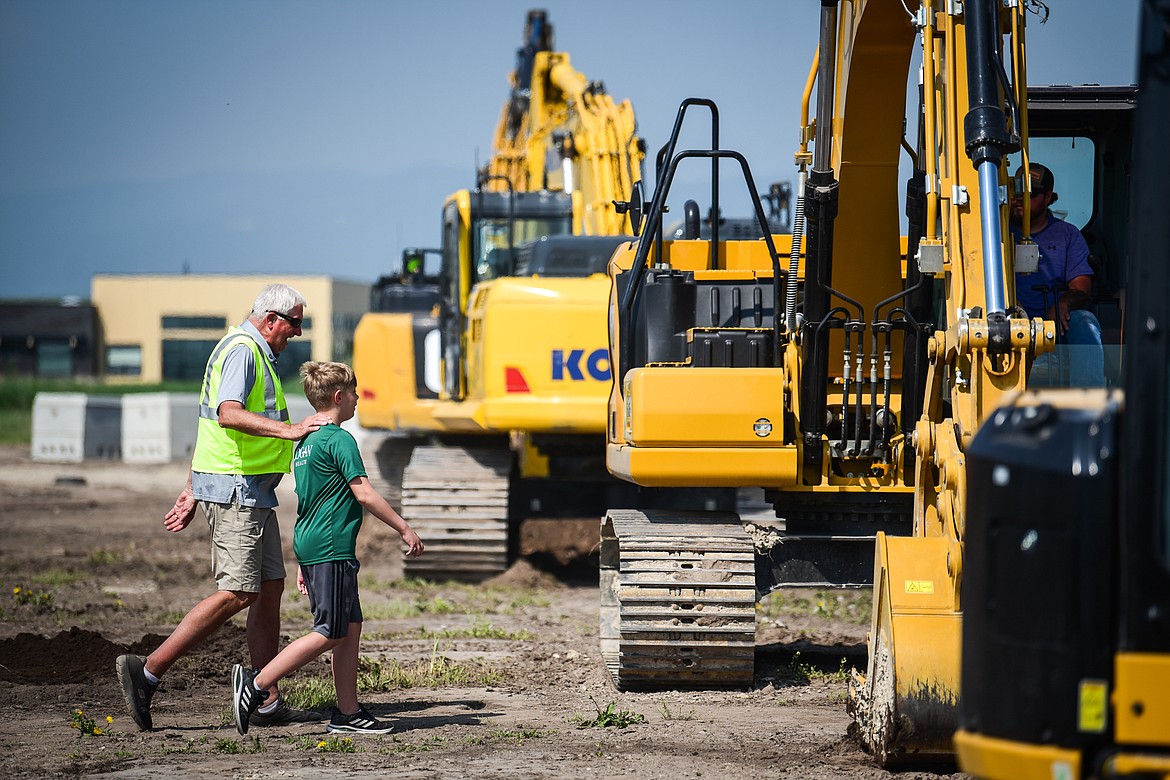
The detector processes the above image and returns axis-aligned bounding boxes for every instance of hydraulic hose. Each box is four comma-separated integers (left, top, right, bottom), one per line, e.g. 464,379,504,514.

785,168,807,333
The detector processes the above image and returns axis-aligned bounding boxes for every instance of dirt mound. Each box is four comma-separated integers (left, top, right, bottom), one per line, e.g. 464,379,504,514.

0,627,123,684
0,622,251,688
483,558,566,589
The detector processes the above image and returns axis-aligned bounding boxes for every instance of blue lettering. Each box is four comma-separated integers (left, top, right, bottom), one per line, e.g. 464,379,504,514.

586,348,611,381
552,348,610,381
552,349,585,381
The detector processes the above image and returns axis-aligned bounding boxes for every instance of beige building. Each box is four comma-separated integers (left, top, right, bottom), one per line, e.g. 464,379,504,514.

91,275,368,383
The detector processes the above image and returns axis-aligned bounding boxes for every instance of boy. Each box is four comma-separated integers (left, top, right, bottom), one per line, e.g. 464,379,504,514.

231,361,424,735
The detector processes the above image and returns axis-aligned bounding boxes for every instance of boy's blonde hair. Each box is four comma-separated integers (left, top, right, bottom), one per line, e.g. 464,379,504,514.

299,361,357,410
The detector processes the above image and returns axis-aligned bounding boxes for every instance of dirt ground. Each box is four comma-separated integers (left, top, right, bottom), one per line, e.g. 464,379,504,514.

0,444,968,779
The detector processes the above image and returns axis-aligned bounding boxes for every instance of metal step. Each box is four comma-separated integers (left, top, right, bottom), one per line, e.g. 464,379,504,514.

600,509,757,690
400,444,512,582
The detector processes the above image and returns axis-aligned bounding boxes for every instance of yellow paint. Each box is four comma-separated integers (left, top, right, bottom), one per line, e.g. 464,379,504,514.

1114,652,1170,746
625,367,787,447
607,442,798,488
954,729,1081,780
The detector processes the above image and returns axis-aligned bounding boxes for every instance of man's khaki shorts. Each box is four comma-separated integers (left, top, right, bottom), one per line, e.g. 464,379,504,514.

201,501,286,593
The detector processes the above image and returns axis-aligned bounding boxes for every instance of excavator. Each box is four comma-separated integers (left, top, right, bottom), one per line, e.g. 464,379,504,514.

597,0,1131,765
353,10,728,581
955,2,1170,778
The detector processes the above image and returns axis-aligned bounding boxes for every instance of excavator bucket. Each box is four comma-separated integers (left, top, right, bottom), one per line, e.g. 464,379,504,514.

850,533,960,763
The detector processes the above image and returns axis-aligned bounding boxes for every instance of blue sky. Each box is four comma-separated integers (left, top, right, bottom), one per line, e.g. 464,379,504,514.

0,0,1141,300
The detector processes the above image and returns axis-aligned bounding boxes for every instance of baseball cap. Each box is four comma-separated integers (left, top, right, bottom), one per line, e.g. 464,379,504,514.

1014,162,1055,194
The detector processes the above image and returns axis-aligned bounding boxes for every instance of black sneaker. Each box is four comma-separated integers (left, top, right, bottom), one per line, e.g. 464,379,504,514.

231,664,269,735
116,654,158,732
326,705,394,734
249,700,326,727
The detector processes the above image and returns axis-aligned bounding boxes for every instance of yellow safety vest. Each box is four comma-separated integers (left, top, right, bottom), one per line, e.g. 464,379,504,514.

191,326,292,475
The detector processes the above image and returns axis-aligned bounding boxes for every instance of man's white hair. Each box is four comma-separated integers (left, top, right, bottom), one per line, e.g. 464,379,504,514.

250,284,307,318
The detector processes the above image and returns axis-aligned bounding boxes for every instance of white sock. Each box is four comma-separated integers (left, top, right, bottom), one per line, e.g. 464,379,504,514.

257,698,280,714
143,668,161,685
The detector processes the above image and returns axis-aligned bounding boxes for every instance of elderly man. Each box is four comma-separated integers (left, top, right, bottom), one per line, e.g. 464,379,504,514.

117,283,333,731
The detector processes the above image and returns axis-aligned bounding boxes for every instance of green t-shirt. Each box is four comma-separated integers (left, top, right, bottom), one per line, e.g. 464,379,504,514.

292,424,367,565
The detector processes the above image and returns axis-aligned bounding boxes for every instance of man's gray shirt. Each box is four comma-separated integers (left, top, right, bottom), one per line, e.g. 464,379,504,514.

191,320,285,508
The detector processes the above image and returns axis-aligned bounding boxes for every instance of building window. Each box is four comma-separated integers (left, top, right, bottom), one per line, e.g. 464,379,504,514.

162,339,219,381
162,315,227,329
36,339,73,377
106,344,142,376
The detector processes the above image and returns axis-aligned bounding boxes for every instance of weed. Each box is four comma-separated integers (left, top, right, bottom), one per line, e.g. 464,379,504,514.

153,610,188,625
162,739,198,755
280,605,313,623
361,598,423,620
412,621,534,641
113,750,133,758
213,738,241,754
378,735,448,754
659,701,697,721
11,584,55,609
282,676,337,711
32,569,85,588
315,736,357,753
358,643,503,690
785,652,850,683
828,690,849,704
87,549,121,566
69,710,112,736
571,699,645,729
488,727,550,743
758,588,872,625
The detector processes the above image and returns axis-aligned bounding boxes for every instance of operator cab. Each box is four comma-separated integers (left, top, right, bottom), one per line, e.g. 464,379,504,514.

514,234,628,277
370,247,441,314
1015,85,1136,387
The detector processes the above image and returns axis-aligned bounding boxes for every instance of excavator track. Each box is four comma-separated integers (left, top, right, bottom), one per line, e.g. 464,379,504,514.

600,509,757,691
400,444,512,581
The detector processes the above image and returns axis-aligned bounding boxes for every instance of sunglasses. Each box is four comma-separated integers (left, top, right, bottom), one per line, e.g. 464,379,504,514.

268,310,303,329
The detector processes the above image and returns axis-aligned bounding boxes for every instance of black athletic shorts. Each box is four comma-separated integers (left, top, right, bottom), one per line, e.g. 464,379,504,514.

300,559,363,639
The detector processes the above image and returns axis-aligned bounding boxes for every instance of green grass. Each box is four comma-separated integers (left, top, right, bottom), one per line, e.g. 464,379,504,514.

358,649,503,690
31,569,87,588
0,376,201,445
281,646,504,711
0,408,30,445
784,652,850,684
370,621,533,641
282,676,337,710
758,588,872,626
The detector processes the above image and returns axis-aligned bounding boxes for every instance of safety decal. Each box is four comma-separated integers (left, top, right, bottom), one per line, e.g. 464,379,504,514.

1077,679,1108,733
753,418,773,438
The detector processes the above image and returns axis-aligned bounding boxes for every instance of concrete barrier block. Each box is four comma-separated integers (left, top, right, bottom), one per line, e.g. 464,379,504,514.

122,393,199,464
32,393,122,462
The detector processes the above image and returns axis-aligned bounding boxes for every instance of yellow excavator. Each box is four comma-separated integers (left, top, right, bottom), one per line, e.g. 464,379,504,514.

354,10,729,581
955,3,1169,778
598,0,1087,764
